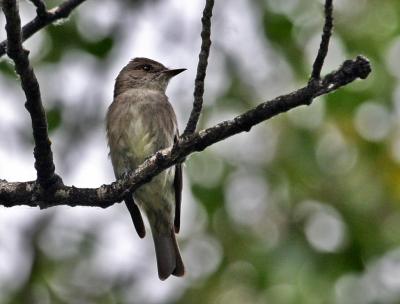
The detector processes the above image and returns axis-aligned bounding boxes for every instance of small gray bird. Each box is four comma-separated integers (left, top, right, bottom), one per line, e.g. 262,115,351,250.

106,57,185,280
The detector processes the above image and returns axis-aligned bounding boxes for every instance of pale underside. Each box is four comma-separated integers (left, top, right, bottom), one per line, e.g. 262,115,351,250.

107,88,178,234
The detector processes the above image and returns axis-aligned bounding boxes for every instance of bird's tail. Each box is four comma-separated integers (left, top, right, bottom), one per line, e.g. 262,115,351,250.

153,228,185,280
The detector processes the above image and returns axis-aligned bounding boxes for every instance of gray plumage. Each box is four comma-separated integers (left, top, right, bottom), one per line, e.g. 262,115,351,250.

106,57,185,280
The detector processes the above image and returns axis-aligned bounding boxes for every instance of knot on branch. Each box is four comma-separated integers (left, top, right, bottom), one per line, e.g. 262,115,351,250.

353,55,371,79
155,151,166,164
340,55,371,80
321,55,371,91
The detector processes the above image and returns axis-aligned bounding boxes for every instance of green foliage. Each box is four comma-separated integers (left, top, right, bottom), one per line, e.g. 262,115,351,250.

0,60,15,76
262,11,306,78
43,18,114,62
46,106,62,133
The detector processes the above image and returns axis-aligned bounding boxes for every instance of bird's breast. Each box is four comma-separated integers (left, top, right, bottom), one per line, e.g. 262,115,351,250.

107,89,177,176
126,105,155,159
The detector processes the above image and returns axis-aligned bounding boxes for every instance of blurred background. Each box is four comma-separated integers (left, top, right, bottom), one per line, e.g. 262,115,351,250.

1,0,400,303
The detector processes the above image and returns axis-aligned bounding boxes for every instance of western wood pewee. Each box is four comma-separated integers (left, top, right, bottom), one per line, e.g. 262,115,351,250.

106,57,185,280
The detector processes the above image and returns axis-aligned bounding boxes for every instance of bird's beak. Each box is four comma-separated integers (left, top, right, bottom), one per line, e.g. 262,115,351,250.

162,68,186,77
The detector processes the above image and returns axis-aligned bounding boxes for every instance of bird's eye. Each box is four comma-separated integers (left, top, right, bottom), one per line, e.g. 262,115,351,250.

142,65,151,71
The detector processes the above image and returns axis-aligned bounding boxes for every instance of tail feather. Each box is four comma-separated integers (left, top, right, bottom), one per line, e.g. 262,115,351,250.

153,229,185,280
171,231,184,276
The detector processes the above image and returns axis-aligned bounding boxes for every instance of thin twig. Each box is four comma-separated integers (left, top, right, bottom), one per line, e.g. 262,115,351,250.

2,0,61,190
0,56,371,208
311,0,333,79
182,0,214,136
28,0,48,18
0,0,87,58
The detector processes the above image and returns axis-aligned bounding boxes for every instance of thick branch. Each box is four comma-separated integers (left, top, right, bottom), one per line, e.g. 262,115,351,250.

0,56,371,208
182,0,214,136
2,0,60,189
311,0,333,79
0,0,87,58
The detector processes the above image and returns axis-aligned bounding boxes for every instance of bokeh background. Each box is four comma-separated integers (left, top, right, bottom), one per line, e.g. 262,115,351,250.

1,0,400,303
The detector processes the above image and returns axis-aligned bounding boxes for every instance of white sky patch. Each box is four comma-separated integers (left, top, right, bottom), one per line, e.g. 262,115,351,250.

179,172,208,237
306,35,346,75
295,200,348,253
335,248,400,304
316,125,358,175
214,0,295,100
225,169,269,226
387,37,400,80
354,101,392,142
187,151,225,188
305,209,347,253
77,0,121,42
63,129,113,187
35,51,100,107
184,234,222,282
288,98,325,130
0,75,27,125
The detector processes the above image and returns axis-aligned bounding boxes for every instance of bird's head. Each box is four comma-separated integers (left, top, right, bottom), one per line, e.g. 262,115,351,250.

114,57,186,96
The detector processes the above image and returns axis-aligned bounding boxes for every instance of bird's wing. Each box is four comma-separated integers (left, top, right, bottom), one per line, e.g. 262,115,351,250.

124,194,146,238
174,135,182,233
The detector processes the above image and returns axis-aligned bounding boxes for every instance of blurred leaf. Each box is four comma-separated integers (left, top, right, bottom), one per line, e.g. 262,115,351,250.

192,184,225,215
46,106,63,133
85,37,114,59
262,11,306,78
43,18,114,62
0,60,16,77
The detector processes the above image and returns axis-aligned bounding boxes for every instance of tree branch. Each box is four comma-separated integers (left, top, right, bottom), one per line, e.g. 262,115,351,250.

0,0,87,58
0,55,371,208
2,0,60,189
182,0,214,136
311,0,333,79
28,0,47,18
0,0,372,209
